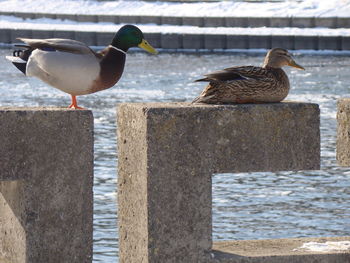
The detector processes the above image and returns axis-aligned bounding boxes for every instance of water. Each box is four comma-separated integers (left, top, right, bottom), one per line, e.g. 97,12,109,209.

0,49,350,262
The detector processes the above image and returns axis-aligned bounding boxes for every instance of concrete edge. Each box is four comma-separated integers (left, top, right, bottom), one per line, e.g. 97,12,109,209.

1,29,349,51
0,11,349,28
212,236,350,262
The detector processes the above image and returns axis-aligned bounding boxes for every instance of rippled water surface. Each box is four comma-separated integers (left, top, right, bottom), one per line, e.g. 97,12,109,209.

1,49,350,262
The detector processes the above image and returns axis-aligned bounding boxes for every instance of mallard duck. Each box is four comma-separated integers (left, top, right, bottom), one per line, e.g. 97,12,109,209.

6,24,157,109
192,48,304,104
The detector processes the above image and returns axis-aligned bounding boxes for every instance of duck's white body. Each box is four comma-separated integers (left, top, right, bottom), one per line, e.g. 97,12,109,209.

27,49,100,96
6,38,127,98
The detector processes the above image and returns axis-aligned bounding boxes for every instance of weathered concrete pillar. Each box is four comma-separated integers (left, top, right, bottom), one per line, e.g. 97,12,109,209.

337,98,350,166
117,102,320,263
0,108,93,263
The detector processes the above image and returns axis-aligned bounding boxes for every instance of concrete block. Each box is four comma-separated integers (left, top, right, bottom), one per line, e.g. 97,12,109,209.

204,34,226,50
140,16,161,25
315,17,337,28
212,236,350,262
35,13,56,19
182,34,204,49
0,108,93,263
204,17,225,27
270,17,291,27
183,16,204,27
248,17,270,27
161,16,182,25
53,30,75,40
58,14,77,21
117,102,320,263
160,33,182,49
96,32,114,47
98,15,117,23
225,17,248,27
0,29,11,44
16,12,35,20
337,98,350,166
31,30,54,39
226,35,248,49
0,11,14,16
10,30,32,43
74,31,97,46
294,36,318,50
341,36,350,50
291,17,315,28
337,17,350,28
144,33,161,48
248,35,271,49
318,36,341,50
271,35,294,50
77,14,98,23
118,15,140,24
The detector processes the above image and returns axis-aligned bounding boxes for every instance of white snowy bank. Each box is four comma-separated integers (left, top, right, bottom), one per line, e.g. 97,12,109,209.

0,0,349,18
1,16,350,36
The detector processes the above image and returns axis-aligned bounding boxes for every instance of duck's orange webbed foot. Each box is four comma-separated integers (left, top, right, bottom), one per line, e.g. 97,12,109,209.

68,95,86,110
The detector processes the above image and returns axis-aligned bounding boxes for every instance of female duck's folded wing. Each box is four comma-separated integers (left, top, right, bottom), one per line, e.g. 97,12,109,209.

196,66,271,82
223,66,273,80
17,38,93,54
195,69,245,82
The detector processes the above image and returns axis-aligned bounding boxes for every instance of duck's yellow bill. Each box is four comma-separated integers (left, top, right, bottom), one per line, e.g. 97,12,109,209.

138,39,158,54
288,60,305,70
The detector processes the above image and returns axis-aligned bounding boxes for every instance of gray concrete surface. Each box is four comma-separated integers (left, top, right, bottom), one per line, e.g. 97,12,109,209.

205,34,227,50
342,37,350,50
183,34,204,49
318,36,342,50
271,35,294,50
117,102,320,263
337,99,350,166
0,108,94,263
291,17,315,28
212,236,350,262
248,35,271,49
226,35,249,49
3,29,349,51
294,35,319,50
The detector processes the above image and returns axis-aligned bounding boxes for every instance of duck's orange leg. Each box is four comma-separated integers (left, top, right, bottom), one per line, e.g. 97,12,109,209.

68,95,85,110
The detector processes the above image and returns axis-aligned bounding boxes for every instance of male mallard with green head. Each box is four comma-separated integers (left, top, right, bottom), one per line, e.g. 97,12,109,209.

6,25,157,109
192,48,304,104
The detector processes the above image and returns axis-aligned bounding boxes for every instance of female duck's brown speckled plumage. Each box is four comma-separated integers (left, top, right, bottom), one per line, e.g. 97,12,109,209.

192,48,305,104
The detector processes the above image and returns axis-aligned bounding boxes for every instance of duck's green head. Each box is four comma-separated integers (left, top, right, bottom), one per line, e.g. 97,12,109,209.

112,25,157,54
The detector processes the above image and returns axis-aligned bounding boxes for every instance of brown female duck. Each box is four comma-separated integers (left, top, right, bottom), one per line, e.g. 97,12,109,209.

192,48,304,104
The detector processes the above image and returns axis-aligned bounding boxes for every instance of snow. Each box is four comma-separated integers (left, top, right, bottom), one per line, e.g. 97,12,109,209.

0,0,349,18
295,241,350,252
1,15,350,37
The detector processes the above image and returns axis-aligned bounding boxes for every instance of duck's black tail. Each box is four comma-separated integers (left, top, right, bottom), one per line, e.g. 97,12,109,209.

5,45,33,75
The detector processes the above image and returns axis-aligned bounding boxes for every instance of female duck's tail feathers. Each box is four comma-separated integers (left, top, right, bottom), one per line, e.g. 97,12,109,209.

195,77,210,82
5,55,26,63
192,96,201,103
192,94,216,104
5,46,33,75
